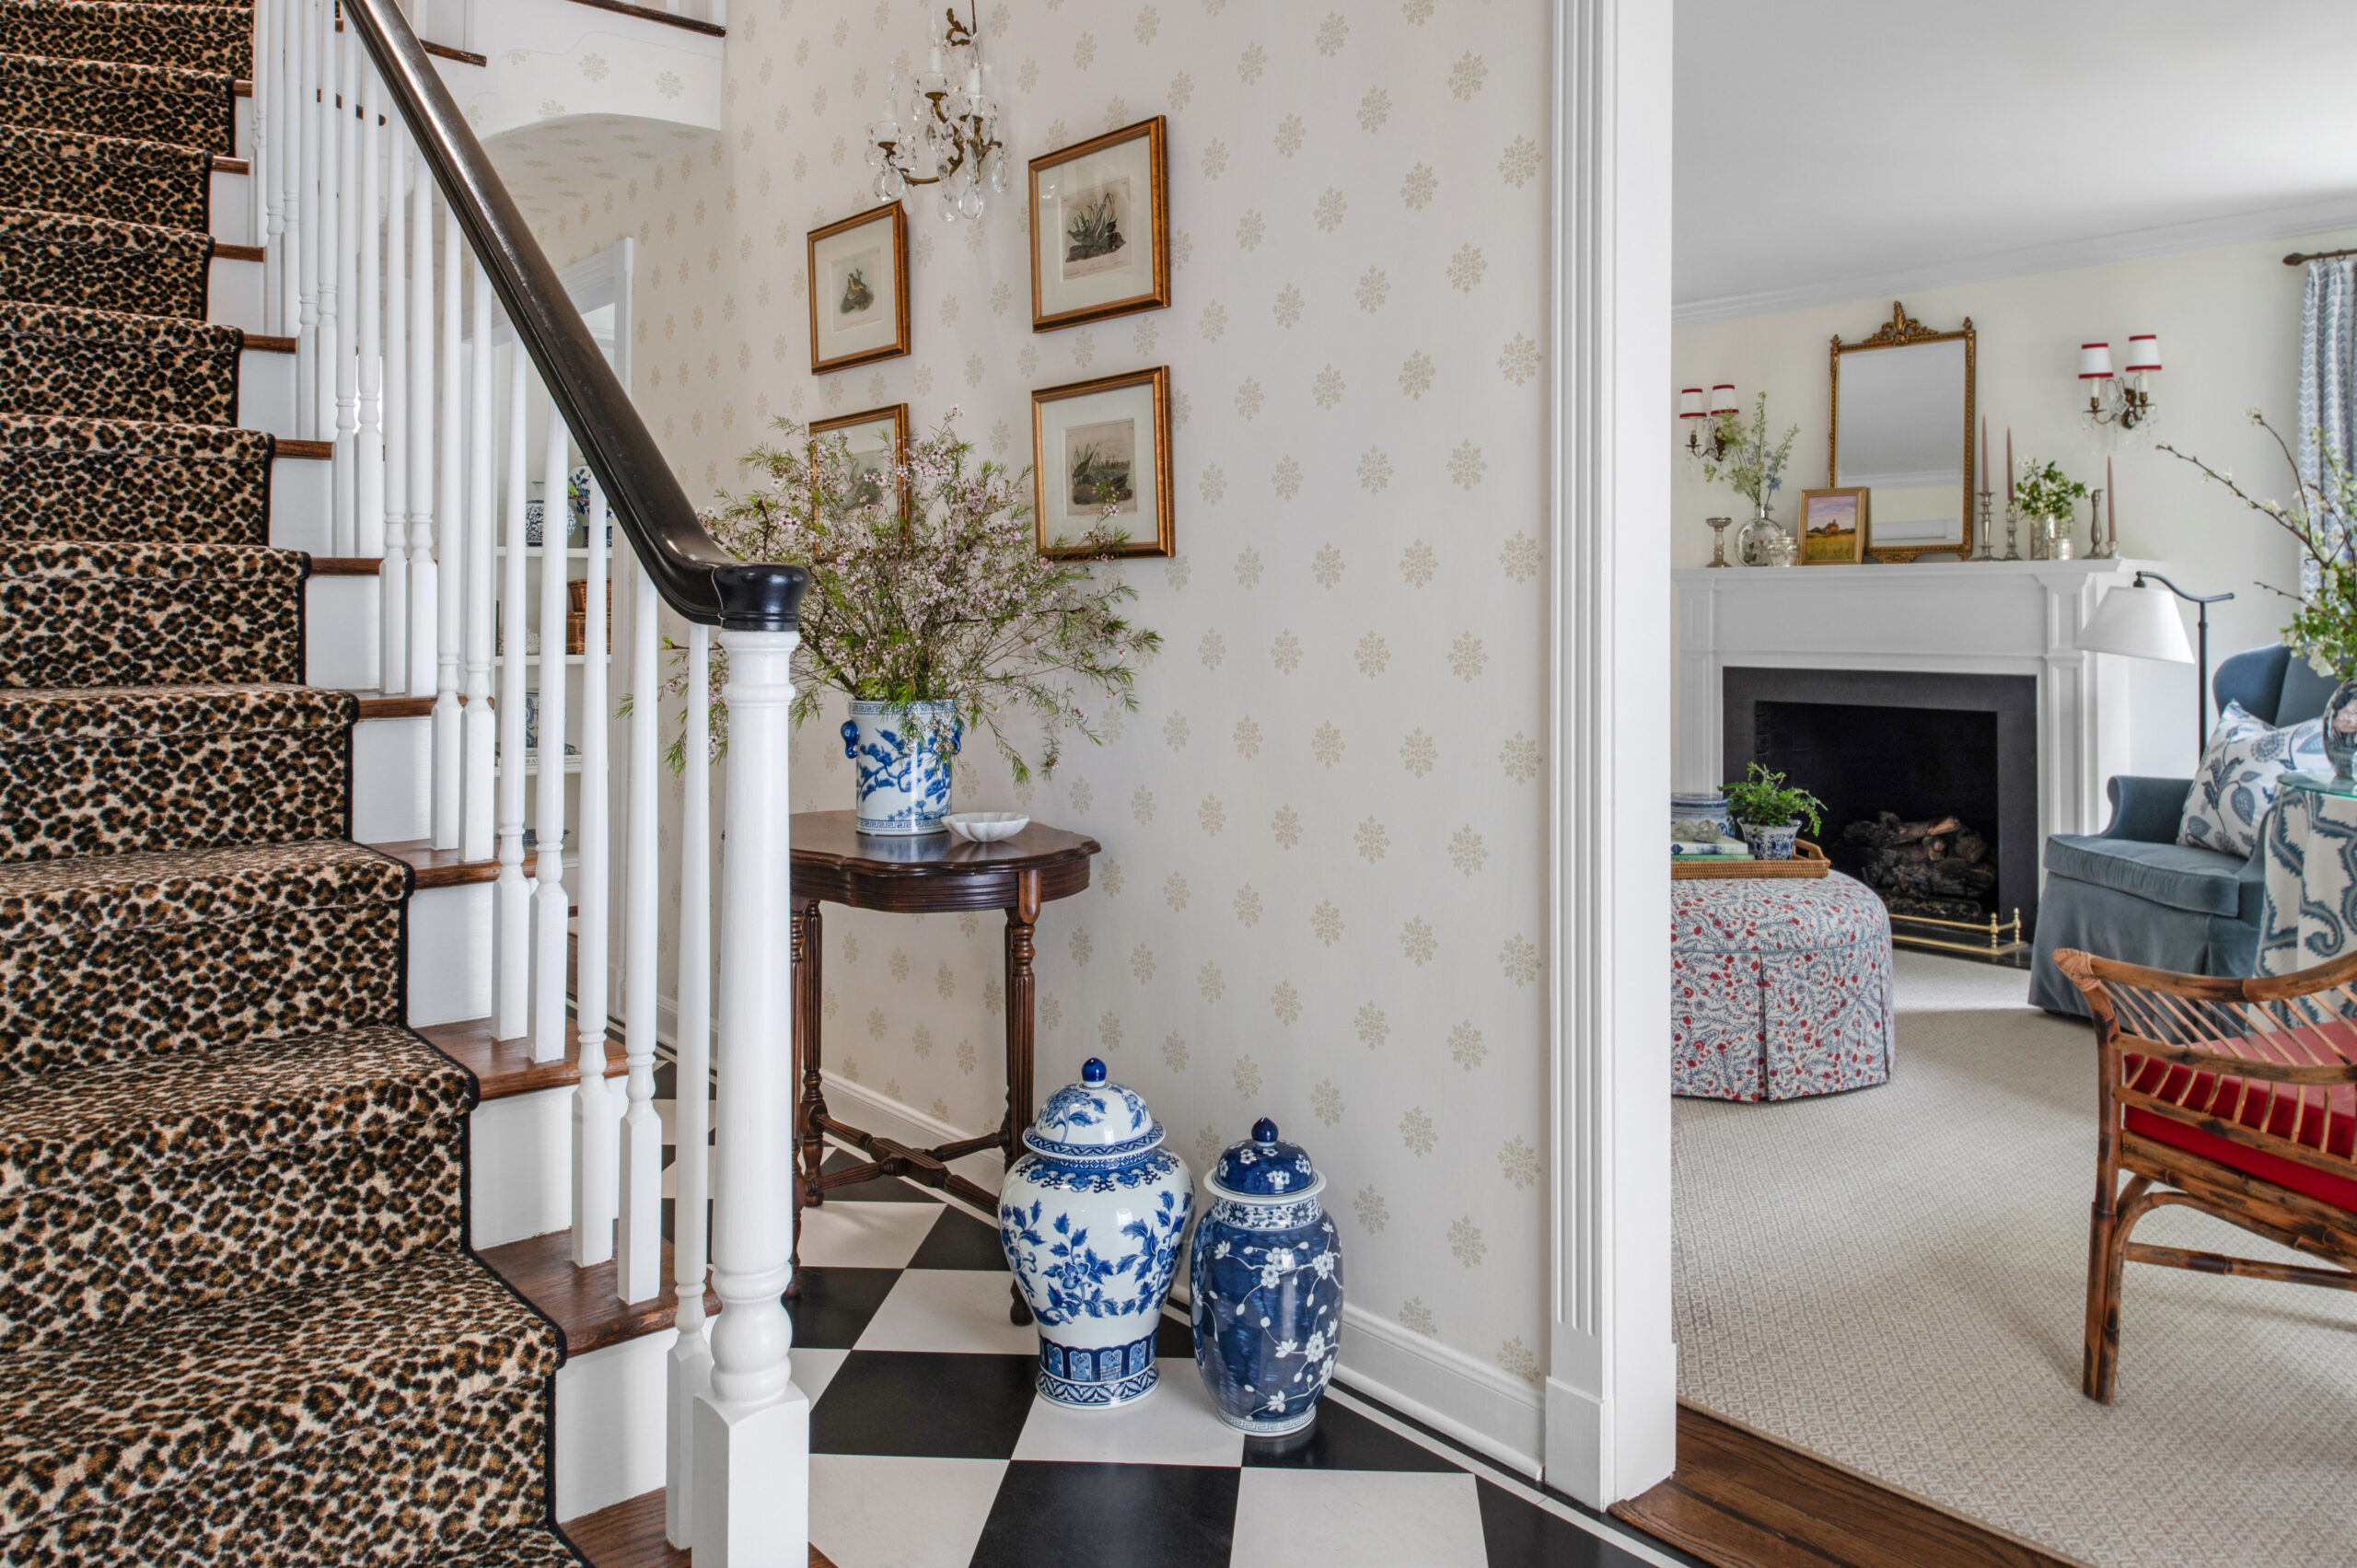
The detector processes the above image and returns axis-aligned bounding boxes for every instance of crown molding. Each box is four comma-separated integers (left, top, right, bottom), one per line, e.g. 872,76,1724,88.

1672,194,2357,328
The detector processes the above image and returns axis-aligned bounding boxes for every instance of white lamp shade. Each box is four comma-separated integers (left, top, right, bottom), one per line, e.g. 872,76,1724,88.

2077,583,2193,665
2079,342,2115,380
1710,383,1737,414
2124,333,2161,373
1680,387,1706,419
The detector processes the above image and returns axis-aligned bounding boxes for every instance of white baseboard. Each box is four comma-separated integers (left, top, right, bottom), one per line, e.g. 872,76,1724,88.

1331,1305,1546,1480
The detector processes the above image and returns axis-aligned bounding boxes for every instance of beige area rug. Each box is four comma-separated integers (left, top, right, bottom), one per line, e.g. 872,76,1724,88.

1673,951,2357,1568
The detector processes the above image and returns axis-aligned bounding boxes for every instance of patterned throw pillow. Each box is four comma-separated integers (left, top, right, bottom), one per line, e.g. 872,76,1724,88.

2177,702,2328,856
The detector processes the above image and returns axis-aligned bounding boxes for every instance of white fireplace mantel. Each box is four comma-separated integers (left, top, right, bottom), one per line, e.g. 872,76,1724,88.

1675,558,2148,845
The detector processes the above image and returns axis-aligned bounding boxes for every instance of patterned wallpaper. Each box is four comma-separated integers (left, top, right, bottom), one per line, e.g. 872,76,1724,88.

529,0,1553,1396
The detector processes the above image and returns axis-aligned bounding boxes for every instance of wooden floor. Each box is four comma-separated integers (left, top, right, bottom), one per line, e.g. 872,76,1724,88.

564,1488,836,1568
1610,1406,2081,1568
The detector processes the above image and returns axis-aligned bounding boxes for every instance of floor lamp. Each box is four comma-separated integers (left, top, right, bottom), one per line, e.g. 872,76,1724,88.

2076,573,2234,755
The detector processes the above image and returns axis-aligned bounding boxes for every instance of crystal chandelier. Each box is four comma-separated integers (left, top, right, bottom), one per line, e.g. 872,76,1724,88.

868,6,1006,223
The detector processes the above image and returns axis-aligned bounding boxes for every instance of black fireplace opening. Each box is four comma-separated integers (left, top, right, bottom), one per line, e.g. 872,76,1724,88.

1724,668,2039,940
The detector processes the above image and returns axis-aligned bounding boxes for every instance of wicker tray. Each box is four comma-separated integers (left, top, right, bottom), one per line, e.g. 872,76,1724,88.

1670,840,1830,880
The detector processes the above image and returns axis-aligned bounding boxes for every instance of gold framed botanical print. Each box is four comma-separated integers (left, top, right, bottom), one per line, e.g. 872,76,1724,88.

806,202,910,374
1028,118,1169,332
1030,366,1174,559
1799,486,1870,564
807,403,909,517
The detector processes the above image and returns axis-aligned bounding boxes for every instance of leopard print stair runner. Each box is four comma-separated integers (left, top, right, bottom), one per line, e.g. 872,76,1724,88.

0,1,577,1561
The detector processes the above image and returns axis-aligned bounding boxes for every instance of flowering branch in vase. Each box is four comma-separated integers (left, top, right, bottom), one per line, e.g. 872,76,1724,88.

1701,392,1799,513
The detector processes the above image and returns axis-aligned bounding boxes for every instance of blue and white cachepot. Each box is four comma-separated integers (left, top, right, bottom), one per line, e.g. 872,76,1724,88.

999,1059,1194,1409
1190,1118,1343,1435
841,699,959,834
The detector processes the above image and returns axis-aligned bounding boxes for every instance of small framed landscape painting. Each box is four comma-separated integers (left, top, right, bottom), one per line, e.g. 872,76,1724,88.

806,203,909,374
1800,486,1870,564
808,403,909,517
1028,117,1169,332
1030,366,1174,559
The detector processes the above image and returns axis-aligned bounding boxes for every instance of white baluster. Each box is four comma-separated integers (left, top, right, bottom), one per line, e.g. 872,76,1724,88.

252,0,274,286
694,623,808,1567
668,617,714,1551
532,390,574,1069
382,128,409,695
331,26,358,553
618,555,664,1307
294,0,318,432
495,351,530,1041
463,263,496,860
355,64,384,687
314,0,340,449
570,474,615,1267
273,0,299,336
433,195,463,847
406,154,436,698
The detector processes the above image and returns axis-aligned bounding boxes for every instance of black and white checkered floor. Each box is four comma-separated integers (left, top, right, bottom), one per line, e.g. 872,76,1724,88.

787,1151,1685,1568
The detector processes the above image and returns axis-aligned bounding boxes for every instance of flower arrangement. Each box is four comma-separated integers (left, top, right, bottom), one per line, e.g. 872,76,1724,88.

1701,392,1800,511
2013,458,2088,523
1720,762,1825,834
644,412,1159,778
2163,412,2357,680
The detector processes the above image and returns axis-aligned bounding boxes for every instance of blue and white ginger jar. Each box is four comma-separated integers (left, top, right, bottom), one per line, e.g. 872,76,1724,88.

999,1059,1194,1408
1190,1117,1343,1435
841,699,959,834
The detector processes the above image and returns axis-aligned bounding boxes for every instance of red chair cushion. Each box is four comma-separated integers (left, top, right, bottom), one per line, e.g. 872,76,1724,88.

2123,1019,2357,1213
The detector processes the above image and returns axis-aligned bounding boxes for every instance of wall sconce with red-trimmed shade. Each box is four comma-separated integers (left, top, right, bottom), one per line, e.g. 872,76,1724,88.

1681,383,1738,459
2081,334,2160,431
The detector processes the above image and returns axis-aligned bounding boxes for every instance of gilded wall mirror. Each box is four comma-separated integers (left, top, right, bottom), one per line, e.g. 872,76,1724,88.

1829,302,1976,562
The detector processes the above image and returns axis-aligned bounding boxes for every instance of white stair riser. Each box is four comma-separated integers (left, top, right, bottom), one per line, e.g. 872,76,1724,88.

239,350,296,436
270,456,331,552
206,256,263,332
353,714,429,842
234,92,251,161
305,574,379,691
408,880,491,1026
470,1083,573,1249
555,1330,675,1524
209,168,249,244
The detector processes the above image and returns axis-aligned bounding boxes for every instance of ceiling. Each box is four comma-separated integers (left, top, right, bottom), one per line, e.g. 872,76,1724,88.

1674,0,2357,321
484,114,714,226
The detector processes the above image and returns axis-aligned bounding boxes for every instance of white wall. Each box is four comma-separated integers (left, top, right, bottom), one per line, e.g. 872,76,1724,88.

1672,227,2354,780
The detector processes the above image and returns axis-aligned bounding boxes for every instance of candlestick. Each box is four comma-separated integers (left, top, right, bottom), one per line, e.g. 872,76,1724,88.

1973,490,1996,561
2003,503,2022,562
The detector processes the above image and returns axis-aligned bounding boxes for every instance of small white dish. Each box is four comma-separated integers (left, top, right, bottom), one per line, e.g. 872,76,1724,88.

945,811,1028,843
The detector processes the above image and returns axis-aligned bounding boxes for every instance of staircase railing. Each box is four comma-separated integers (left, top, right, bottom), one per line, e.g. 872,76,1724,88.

250,0,809,1556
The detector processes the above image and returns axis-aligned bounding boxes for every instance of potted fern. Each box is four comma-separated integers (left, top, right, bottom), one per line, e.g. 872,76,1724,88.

1720,763,1826,861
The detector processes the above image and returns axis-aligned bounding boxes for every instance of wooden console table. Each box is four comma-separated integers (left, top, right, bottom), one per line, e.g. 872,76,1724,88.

788,811,1100,1316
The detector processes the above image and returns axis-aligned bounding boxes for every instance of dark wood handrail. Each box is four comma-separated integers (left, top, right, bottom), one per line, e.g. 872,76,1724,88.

342,0,805,632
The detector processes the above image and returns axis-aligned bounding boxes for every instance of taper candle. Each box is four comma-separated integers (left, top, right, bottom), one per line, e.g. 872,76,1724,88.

1980,416,1989,493
2107,455,2116,545
2006,428,2014,505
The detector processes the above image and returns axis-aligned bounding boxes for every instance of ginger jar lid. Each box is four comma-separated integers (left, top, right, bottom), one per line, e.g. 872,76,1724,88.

1208,1118,1322,1202
1022,1058,1166,1162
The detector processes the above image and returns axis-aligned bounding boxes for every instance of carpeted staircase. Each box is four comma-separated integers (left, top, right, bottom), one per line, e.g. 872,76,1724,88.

0,2,575,1560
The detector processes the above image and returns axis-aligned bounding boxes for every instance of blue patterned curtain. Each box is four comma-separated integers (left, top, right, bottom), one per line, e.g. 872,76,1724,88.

2298,259,2357,594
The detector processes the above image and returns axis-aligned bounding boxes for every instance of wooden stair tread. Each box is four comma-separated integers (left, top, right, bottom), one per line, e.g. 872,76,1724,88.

213,240,264,263
479,1228,714,1359
563,1488,838,1567
275,436,330,458
371,838,537,888
418,1014,623,1101
309,556,380,575
353,691,435,719
212,155,248,174
1610,1407,2077,1568
245,333,296,354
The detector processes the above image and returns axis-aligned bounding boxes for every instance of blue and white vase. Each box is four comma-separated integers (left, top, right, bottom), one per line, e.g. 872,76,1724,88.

1190,1118,1343,1436
999,1059,1194,1409
1737,820,1799,860
840,699,959,834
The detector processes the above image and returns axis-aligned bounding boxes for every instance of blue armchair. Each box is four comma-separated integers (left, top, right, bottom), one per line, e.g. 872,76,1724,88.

2029,645,2340,1016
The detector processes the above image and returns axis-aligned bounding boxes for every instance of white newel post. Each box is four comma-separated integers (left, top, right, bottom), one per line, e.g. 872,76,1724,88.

462,262,496,861
382,128,410,695
331,23,358,554
494,353,530,1040
432,194,463,847
1544,0,1677,1508
618,557,663,1305
572,479,616,1268
354,64,385,679
693,625,808,1568
532,389,575,1069
667,618,714,1549
406,148,437,698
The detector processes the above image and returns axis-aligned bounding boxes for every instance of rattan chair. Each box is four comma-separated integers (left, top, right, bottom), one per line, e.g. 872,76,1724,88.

2053,947,2357,1402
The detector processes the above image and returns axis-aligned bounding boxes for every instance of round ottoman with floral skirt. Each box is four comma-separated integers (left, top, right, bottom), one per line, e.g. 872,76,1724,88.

1671,871,1896,1101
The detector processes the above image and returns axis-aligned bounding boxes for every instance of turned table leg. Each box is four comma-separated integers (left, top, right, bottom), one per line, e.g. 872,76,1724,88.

1004,868,1040,1327
789,895,826,1295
